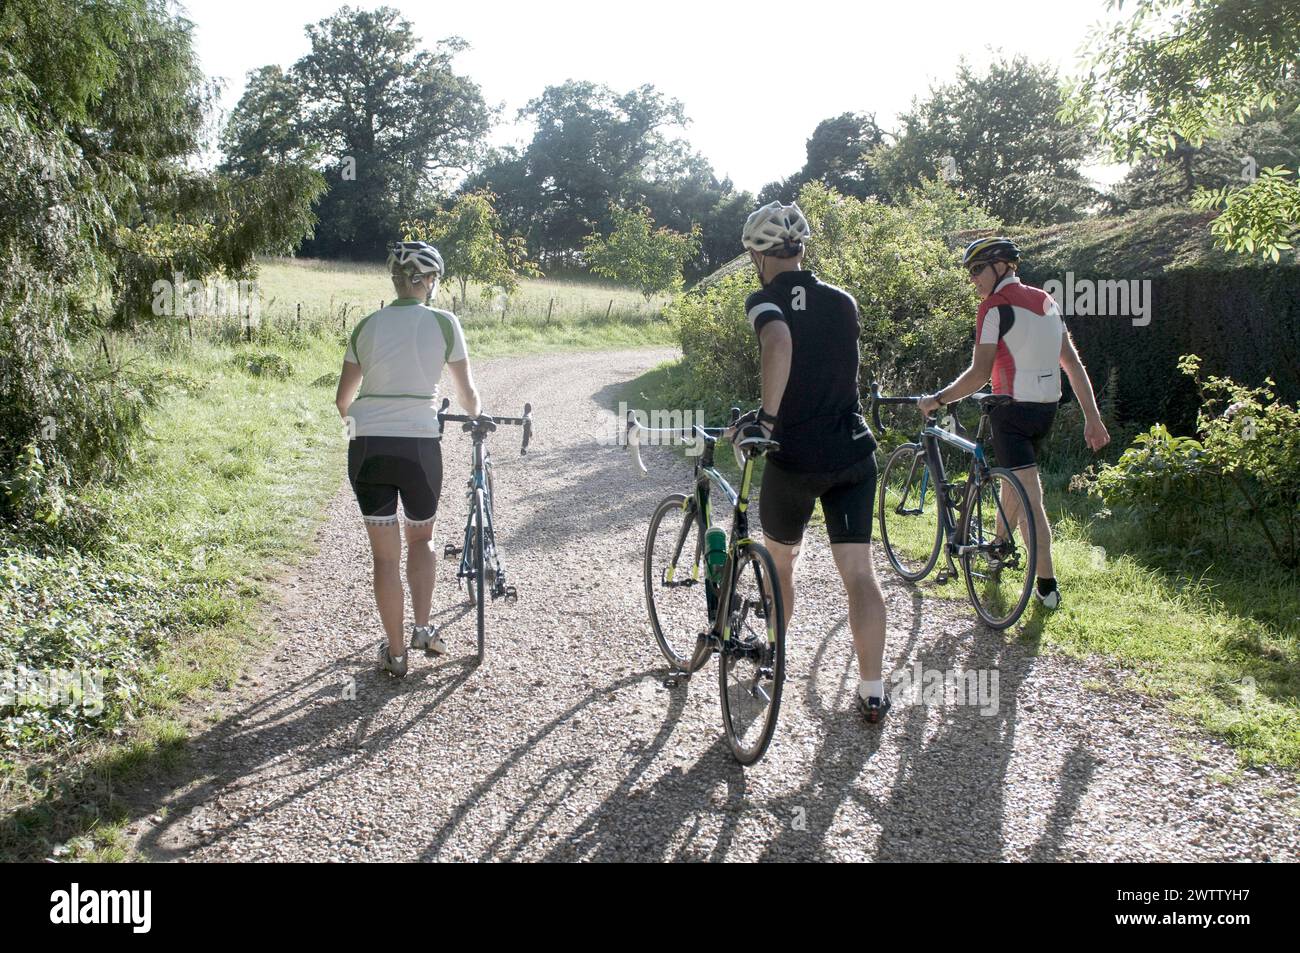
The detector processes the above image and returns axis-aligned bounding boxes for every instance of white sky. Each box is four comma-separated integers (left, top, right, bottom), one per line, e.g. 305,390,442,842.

182,0,1128,192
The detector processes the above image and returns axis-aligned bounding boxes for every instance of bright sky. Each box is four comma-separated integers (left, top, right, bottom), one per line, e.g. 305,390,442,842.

182,0,1128,192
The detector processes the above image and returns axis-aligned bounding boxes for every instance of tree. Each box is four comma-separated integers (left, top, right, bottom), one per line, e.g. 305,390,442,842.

402,190,540,303
873,55,1098,224
583,205,701,301
1069,0,1300,259
470,82,691,268
223,5,493,258
0,0,323,527
219,66,313,175
1112,106,1300,210
759,112,886,204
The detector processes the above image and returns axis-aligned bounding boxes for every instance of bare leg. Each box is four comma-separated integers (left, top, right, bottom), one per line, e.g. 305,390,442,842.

1012,466,1055,579
830,543,887,681
763,537,802,629
365,521,405,656
404,519,436,627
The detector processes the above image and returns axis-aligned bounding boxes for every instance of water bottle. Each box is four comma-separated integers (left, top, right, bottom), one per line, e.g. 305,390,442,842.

705,525,728,583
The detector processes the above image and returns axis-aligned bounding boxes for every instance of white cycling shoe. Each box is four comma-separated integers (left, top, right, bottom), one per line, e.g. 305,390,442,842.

378,642,408,677
410,623,447,655
1034,587,1062,610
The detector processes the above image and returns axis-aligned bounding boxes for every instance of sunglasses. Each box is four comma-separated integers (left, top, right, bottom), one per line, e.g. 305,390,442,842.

968,262,995,277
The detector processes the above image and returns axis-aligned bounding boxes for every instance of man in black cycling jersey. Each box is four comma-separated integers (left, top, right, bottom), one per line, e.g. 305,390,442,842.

735,201,891,722
335,241,482,676
918,237,1110,610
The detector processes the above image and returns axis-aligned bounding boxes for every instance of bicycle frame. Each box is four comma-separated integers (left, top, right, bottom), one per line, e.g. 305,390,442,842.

630,415,773,646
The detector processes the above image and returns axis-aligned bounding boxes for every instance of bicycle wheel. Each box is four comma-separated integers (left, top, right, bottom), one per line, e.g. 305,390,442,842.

959,467,1037,629
878,443,942,581
644,493,711,673
719,543,786,766
471,486,487,658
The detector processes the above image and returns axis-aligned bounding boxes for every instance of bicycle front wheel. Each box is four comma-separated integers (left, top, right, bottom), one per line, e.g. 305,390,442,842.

719,543,786,766
644,493,711,673
959,467,1037,629
878,443,942,581
472,487,487,658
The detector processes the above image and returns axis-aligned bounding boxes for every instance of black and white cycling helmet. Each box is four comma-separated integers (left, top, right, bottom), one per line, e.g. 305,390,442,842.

387,240,444,278
742,201,811,256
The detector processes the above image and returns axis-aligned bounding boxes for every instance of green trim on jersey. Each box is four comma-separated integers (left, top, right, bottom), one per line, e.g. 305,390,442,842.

348,309,379,359
433,310,457,363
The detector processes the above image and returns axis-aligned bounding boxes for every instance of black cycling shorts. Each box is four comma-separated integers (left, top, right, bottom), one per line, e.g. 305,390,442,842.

347,436,443,525
758,454,878,546
987,400,1057,470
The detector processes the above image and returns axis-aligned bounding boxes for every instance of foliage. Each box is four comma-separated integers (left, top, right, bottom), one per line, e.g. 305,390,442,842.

1068,0,1300,258
759,112,887,204
872,55,1098,224
584,205,700,301
1088,355,1300,566
671,179,995,406
402,190,540,303
223,6,491,259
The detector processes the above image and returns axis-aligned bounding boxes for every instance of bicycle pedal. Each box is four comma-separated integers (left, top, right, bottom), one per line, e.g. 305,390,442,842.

443,544,461,558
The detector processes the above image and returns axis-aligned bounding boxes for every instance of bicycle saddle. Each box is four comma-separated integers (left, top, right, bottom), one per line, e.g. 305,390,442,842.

970,392,1013,409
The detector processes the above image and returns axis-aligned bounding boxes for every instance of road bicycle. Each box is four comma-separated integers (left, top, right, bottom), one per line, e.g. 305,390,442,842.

627,407,786,765
869,385,1038,629
438,397,533,660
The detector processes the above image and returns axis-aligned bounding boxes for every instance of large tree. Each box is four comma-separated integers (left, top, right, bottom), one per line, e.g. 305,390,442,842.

1068,0,1300,260
223,5,492,258
873,55,1099,224
759,112,886,204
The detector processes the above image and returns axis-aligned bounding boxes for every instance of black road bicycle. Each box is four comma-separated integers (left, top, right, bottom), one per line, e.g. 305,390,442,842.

627,408,786,766
438,397,532,660
869,385,1038,629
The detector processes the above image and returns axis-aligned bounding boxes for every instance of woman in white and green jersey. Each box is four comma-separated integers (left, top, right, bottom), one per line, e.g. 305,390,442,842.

334,241,482,676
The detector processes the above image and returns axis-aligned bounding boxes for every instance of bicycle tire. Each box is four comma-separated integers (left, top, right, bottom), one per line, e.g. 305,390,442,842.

878,443,942,581
719,542,786,766
644,493,712,673
960,466,1037,629
472,486,486,659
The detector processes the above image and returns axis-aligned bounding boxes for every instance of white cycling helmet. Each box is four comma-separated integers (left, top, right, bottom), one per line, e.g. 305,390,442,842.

387,240,444,278
741,201,811,255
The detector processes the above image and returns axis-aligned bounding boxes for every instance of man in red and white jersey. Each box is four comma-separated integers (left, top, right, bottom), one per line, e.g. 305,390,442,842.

919,237,1110,609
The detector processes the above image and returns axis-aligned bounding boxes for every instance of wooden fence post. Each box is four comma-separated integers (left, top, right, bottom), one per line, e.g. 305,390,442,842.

605,299,613,320
546,297,554,326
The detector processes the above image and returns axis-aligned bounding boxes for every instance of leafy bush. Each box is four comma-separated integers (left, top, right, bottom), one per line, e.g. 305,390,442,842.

671,178,997,411
230,350,294,379
1086,354,1300,566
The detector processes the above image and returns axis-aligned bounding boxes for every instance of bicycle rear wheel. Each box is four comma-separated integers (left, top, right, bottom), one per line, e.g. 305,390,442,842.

960,467,1036,629
719,543,786,766
878,443,942,581
644,493,711,672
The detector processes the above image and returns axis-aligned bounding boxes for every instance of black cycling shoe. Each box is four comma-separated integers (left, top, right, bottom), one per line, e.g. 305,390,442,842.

857,692,892,724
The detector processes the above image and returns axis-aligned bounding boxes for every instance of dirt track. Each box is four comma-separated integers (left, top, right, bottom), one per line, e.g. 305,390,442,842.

133,347,1298,862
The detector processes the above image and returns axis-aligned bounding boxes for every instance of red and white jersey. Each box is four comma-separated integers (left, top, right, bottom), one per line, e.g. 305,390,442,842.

976,275,1063,403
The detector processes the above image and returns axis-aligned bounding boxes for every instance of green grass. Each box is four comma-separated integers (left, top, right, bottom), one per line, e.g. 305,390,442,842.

1,269,671,861
254,256,672,327
622,357,1300,771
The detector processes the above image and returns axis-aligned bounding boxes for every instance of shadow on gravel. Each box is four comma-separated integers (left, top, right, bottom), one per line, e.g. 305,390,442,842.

131,647,479,860
420,667,708,862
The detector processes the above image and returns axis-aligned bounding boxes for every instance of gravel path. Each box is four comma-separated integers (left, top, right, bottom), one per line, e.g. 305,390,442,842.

135,348,1298,862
